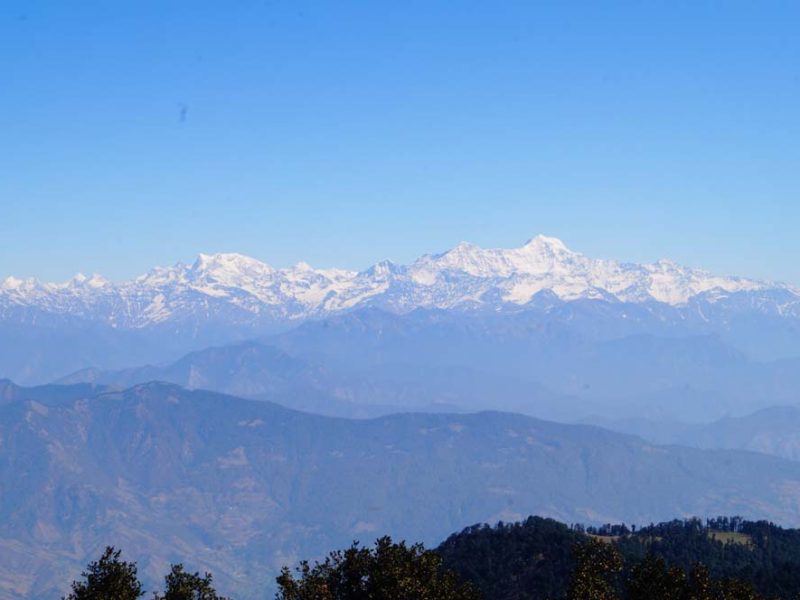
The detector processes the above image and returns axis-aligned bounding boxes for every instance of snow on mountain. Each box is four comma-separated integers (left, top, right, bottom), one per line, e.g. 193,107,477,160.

0,236,795,329
406,236,770,306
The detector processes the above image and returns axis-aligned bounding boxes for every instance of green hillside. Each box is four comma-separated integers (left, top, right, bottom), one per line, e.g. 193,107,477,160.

438,516,800,599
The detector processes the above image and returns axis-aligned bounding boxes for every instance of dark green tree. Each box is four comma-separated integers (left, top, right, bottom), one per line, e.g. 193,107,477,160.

276,536,480,600
626,554,687,600
712,578,761,600
63,546,143,600
687,564,713,600
153,564,229,600
567,539,622,600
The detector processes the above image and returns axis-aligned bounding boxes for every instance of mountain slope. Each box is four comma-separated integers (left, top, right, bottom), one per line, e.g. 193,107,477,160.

5,383,800,598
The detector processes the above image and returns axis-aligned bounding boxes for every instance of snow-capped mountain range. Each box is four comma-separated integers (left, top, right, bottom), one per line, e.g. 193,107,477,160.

1,235,798,329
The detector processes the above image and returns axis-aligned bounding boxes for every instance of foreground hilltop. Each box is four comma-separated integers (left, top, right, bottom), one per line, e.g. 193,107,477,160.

439,516,800,599
4,381,800,597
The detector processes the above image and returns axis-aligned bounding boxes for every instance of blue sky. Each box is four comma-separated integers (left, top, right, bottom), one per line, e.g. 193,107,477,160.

1,1,798,282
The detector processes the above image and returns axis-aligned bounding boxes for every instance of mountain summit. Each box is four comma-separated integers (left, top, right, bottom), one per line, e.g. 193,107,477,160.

0,237,796,331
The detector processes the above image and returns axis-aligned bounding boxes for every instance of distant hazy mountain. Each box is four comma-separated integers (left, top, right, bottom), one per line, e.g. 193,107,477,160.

264,308,800,421
58,341,428,418
58,339,582,420
3,236,800,382
597,406,800,462
684,407,800,461
5,382,800,598
58,307,800,423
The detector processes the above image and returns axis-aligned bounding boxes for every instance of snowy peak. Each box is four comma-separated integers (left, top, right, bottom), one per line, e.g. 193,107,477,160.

190,253,274,280
410,235,585,282
0,237,795,329
361,260,402,279
68,273,110,289
1,276,27,291
522,234,572,253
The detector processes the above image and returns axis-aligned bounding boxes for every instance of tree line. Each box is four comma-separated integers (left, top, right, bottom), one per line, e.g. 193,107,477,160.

64,529,788,599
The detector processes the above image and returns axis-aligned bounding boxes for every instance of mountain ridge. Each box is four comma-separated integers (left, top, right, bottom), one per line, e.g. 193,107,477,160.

2,236,796,331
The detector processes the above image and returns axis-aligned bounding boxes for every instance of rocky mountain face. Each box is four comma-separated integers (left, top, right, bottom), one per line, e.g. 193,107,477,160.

5,382,800,599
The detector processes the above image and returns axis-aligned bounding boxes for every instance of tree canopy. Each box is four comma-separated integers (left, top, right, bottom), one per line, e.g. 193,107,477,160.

275,536,480,600
153,564,229,600
62,546,143,600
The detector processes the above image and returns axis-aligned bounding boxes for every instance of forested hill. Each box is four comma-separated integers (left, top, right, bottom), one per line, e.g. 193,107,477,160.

437,516,800,600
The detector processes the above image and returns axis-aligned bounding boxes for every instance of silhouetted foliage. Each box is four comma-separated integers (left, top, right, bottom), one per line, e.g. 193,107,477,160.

275,536,480,600
63,546,143,600
153,563,229,600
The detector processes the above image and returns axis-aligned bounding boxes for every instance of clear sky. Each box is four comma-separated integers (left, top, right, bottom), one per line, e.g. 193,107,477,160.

1,1,798,283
